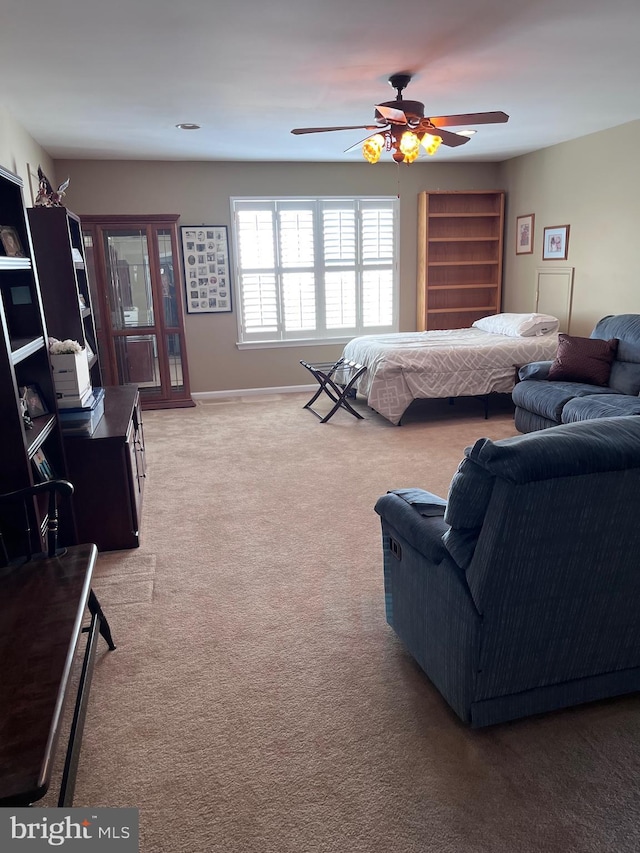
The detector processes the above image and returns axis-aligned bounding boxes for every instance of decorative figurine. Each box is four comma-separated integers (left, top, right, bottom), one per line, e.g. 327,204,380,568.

34,166,70,207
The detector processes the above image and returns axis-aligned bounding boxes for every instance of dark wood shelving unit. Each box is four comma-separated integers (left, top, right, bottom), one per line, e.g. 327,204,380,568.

28,206,102,388
0,165,72,552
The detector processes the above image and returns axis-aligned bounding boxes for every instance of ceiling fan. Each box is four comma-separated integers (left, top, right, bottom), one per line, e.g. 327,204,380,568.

291,73,509,163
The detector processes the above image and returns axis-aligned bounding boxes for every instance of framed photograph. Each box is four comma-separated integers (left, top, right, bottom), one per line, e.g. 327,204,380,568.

181,225,233,314
542,224,570,261
515,214,534,255
0,225,26,258
32,447,55,482
19,384,49,418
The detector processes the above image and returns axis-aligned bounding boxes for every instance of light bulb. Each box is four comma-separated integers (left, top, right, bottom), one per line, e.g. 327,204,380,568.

362,134,384,164
421,133,442,156
399,131,420,161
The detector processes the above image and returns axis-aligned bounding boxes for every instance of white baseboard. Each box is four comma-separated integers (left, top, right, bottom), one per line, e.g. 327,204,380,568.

192,384,315,401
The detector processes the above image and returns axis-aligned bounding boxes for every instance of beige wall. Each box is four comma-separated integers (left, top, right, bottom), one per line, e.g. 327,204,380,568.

8,108,639,393
0,107,56,203
499,119,640,336
57,159,500,393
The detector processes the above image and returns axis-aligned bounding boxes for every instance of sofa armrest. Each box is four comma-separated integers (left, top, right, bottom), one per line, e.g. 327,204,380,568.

388,488,447,516
518,360,553,381
375,491,450,564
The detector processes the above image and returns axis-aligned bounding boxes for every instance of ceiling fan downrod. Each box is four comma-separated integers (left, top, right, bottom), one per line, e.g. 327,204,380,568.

388,73,412,100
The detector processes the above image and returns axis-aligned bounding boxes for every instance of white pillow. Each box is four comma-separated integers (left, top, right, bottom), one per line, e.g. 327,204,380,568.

472,312,559,337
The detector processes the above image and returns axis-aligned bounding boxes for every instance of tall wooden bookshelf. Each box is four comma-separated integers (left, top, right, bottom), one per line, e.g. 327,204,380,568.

417,190,505,330
0,165,72,553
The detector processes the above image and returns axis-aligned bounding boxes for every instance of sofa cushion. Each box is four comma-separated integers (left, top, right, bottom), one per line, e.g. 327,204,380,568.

591,313,640,344
589,315,640,394
562,394,640,423
548,334,618,386
512,379,619,422
442,454,496,570
445,456,495,529
466,416,640,484
609,357,640,395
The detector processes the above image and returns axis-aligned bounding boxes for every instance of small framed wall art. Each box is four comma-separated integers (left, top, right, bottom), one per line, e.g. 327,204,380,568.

515,214,534,255
0,225,26,257
542,224,570,261
181,225,232,314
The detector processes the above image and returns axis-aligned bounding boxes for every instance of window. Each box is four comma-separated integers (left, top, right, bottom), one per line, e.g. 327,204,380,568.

231,197,398,345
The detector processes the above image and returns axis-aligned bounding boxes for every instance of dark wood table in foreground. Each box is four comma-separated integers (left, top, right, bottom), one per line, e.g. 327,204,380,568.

0,545,115,806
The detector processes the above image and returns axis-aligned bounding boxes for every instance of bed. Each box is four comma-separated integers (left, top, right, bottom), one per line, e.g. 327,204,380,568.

340,314,560,425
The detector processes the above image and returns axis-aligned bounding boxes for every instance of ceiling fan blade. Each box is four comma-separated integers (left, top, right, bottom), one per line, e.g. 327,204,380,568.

291,124,381,135
374,105,407,124
429,111,509,127
422,126,471,148
343,128,390,153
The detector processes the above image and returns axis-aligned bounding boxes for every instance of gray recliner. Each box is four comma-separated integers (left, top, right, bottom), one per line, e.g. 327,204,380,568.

375,416,640,727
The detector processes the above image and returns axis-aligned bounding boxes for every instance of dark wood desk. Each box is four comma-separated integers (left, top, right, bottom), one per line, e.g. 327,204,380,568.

0,545,114,806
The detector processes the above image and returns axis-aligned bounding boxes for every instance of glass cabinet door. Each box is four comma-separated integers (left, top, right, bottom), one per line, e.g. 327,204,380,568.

82,215,193,409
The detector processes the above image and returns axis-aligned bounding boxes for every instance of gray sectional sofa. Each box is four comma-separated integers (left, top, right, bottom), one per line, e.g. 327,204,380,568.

513,314,640,433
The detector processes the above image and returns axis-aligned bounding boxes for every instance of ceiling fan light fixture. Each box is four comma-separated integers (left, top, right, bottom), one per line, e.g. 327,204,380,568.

399,130,420,162
362,133,385,164
422,133,442,156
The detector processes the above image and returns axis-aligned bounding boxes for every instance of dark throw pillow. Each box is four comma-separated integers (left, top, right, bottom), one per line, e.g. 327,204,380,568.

547,334,618,386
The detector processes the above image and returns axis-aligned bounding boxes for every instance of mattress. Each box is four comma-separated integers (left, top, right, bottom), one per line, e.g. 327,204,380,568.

341,327,559,424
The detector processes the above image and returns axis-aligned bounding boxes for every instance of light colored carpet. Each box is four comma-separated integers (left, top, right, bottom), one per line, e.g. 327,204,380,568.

53,393,640,852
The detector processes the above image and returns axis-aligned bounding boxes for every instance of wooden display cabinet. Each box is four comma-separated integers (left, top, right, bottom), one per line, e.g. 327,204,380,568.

417,190,505,330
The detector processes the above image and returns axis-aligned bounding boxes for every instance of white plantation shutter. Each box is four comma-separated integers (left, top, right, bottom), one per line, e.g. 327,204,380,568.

233,197,397,343
282,272,316,330
278,208,316,331
325,271,356,328
323,207,356,263
236,208,278,335
362,207,394,262
241,273,278,334
363,270,393,326
279,209,314,267
322,206,357,330
361,204,395,329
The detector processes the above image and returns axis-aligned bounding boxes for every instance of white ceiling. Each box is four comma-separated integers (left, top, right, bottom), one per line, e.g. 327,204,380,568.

2,0,640,164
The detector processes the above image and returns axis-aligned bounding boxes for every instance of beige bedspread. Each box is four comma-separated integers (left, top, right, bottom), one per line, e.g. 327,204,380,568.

341,327,559,424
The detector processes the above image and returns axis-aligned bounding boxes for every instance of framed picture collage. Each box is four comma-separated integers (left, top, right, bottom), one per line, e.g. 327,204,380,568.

181,225,232,314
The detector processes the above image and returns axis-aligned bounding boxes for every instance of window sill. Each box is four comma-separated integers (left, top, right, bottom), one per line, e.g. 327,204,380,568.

236,337,355,350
